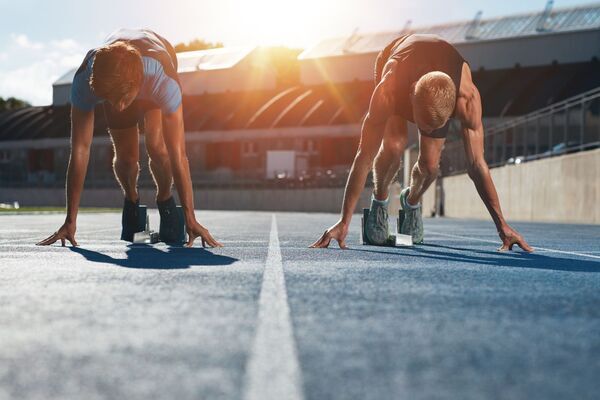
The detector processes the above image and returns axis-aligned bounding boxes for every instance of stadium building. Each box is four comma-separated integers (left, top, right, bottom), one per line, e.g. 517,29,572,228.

1,2,599,221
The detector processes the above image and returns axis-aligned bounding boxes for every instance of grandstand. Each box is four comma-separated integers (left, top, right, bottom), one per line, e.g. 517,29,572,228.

0,2,599,196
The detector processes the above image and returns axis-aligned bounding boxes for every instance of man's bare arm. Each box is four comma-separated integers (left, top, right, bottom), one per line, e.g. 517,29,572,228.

459,79,532,252
340,116,387,225
311,61,397,248
66,107,95,223
161,106,194,223
161,105,222,248
461,102,506,229
37,106,94,246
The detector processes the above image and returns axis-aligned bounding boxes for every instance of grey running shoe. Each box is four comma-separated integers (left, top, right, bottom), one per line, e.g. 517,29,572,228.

365,197,389,245
400,188,424,244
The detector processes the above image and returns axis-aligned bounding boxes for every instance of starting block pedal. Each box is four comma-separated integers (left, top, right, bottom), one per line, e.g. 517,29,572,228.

361,208,413,247
396,209,413,246
133,214,160,244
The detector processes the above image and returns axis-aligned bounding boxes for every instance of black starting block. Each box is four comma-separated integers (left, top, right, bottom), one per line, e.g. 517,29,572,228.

122,201,185,245
159,203,187,244
361,208,413,247
159,205,186,244
134,205,186,245
121,203,148,242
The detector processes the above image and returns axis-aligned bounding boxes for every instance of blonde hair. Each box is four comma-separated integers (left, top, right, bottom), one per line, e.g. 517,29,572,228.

413,71,456,129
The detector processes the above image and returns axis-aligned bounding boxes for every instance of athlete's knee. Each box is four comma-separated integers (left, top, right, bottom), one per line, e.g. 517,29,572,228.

149,155,171,174
148,145,170,166
385,139,405,158
113,155,139,173
356,146,378,170
417,158,439,177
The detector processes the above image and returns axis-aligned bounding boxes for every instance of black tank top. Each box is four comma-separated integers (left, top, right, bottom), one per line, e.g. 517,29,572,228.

376,34,465,128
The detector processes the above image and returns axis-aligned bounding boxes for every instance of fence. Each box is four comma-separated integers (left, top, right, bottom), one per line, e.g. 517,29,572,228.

442,86,600,176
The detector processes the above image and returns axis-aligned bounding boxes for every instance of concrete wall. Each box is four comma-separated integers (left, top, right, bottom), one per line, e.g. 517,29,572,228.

442,148,600,224
0,186,373,214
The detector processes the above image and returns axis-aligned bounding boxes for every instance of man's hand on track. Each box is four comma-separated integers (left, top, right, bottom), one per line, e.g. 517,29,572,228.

37,221,78,247
185,221,223,248
498,225,533,252
310,220,349,249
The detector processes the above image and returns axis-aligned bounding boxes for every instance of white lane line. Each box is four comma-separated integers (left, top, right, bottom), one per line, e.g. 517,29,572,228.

428,230,600,260
243,214,304,400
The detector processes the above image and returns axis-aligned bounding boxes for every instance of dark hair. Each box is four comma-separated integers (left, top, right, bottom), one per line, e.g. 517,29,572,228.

90,41,143,103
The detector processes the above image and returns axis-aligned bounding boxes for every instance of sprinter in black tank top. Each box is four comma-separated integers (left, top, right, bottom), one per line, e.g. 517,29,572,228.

311,34,532,252
375,34,465,138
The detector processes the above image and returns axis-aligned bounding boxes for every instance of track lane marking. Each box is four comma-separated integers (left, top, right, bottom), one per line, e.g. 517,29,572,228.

243,214,304,400
428,231,600,260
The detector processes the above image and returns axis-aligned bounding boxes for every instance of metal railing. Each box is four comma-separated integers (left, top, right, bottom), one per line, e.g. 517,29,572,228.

442,86,600,176
0,163,360,190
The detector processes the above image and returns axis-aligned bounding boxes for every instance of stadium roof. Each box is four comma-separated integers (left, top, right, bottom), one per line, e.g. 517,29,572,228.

176,46,255,72
53,46,256,86
53,68,77,86
299,2,600,59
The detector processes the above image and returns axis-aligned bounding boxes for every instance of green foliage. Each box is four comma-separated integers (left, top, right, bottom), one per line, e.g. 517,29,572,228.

174,39,224,53
0,96,31,112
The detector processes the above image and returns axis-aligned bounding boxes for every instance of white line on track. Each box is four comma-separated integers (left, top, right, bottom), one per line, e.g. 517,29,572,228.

428,230,600,260
243,214,304,400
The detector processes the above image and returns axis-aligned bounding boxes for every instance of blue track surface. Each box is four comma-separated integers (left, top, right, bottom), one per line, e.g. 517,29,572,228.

0,211,598,400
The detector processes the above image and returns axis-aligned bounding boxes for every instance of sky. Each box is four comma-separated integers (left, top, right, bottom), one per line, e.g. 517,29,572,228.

0,0,591,105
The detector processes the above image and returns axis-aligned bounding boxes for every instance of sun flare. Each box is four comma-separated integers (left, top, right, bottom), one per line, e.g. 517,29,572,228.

220,0,343,47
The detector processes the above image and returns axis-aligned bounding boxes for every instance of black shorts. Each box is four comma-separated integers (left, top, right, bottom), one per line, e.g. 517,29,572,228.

420,122,450,139
103,99,160,130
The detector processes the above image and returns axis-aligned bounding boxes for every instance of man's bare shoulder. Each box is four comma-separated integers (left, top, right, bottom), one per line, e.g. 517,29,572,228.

367,59,402,124
456,63,481,129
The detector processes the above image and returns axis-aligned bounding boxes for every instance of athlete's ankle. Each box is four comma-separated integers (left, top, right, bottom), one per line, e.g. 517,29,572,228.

405,188,420,208
125,193,139,204
373,190,389,202
372,192,389,206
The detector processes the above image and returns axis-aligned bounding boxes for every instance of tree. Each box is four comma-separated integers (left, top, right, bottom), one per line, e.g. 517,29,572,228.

174,38,224,53
0,96,31,112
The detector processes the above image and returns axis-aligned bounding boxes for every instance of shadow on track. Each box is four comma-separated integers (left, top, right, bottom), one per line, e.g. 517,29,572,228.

70,245,238,270
347,243,600,273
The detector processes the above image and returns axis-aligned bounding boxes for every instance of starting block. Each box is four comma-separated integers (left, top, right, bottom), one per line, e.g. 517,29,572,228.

123,201,185,245
361,208,413,247
159,205,186,244
133,213,160,244
121,204,148,242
